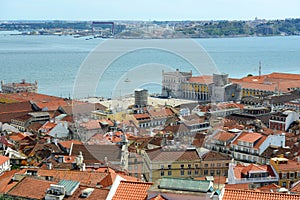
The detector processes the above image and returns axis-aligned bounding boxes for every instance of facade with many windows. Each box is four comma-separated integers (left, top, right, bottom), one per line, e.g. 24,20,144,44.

162,70,241,102
1,80,38,93
230,131,285,164
270,157,300,188
200,151,231,177
143,147,201,182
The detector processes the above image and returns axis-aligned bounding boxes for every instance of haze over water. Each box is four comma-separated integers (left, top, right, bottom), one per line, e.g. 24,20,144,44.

1,34,300,98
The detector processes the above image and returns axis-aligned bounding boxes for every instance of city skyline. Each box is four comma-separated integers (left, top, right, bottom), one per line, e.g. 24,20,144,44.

1,0,300,21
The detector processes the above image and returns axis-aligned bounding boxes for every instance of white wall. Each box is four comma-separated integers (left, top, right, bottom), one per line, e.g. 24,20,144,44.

259,134,285,154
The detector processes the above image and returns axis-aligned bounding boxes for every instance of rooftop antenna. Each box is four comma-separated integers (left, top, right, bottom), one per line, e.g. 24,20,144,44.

259,61,262,77
104,156,109,173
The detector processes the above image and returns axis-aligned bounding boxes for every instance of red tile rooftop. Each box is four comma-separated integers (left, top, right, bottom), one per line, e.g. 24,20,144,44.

133,113,151,120
232,164,276,179
36,169,108,187
40,121,57,130
8,132,27,142
0,92,71,110
291,180,300,194
80,120,101,130
7,177,56,199
256,183,281,193
240,164,268,175
223,188,300,200
0,170,26,193
58,140,82,149
273,158,300,171
237,132,263,143
146,147,200,162
225,183,251,190
188,75,213,84
148,108,174,118
0,101,33,114
112,180,152,200
213,131,236,142
0,155,9,165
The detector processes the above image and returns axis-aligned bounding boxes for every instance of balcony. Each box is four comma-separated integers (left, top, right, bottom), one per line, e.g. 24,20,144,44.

234,157,257,164
231,148,259,156
234,176,278,184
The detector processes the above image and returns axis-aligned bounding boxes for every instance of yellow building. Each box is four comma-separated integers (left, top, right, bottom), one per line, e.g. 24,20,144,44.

181,76,211,100
200,151,231,177
143,147,201,182
270,157,300,188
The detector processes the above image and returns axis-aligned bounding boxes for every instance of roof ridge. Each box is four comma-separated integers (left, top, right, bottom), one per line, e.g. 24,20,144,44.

225,188,300,196
120,180,153,185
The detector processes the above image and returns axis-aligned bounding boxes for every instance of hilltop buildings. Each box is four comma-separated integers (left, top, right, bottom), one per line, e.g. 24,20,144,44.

162,70,300,102
162,69,241,102
0,70,300,199
1,80,38,93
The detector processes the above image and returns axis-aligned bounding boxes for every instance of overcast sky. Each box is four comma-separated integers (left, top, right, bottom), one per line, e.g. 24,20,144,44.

1,0,300,21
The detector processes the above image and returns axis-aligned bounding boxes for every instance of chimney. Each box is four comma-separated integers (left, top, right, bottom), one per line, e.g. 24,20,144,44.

47,162,52,170
57,155,64,163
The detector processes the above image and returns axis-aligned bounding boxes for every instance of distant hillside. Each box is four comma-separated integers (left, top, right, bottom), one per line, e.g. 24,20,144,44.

1,19,300,38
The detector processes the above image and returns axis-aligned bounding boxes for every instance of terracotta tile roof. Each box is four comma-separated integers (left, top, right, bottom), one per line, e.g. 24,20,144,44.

71,144,121,164
260,146,295,160
0,155,9,165
87,133,112,145
240,164,268,175
36,169,108,187
0,101,36,123
106,135,122,143
64,186,109,200
146,148,200,162
148,108,174,118
213,131,236,142
269,72,300,80
256,183,281,192
201,151,231,161
60,102,107,116
0,111,32,123
13,114,32,121
133,113,151,120
8,132,27,142
25,141,62,157
112,180,152,200
7,177,56,199
162,124,189,133
233,164,276,179
39,121,57,133
225,183,250,190
60,115,74,123
0,101,34,114
0,170,24,193
188,75,213,84
182,114,206,126
59,140,82,149
291,180,300,194
192,132,206,147
276,159,300,171
0,92,70,111
230,72,300,93
223,188,300,200
80,120,101,130
26,122,43,133
235,132,263,143
253,135,267,149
